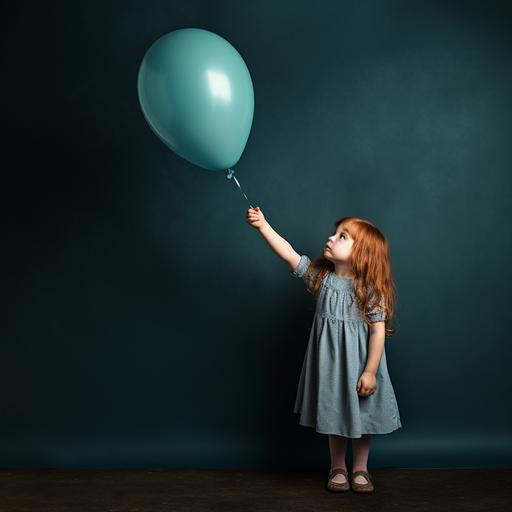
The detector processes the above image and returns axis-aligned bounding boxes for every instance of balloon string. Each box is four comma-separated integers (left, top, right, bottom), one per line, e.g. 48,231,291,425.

227,169,254,208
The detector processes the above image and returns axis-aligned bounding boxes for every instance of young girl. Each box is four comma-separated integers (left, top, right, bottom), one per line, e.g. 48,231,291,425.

247,206,402,494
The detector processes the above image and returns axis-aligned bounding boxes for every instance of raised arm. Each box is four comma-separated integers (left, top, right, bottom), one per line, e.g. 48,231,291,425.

246,206,301,271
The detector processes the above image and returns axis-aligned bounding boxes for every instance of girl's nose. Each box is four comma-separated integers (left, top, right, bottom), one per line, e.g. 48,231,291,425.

328,235,336,243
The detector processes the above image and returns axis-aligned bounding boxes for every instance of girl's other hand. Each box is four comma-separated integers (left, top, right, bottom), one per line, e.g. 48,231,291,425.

357,371,377,397
246,206,266,230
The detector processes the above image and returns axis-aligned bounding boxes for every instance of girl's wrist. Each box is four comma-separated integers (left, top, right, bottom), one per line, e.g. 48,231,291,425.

258,220,270,232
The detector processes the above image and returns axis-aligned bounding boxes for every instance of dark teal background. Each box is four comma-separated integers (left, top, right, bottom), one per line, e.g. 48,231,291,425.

2,0,511,469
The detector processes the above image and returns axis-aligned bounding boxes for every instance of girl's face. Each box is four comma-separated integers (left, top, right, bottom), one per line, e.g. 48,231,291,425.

324,225,354,263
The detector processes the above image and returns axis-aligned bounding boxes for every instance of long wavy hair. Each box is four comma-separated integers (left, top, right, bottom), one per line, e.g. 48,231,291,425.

308,216,397,337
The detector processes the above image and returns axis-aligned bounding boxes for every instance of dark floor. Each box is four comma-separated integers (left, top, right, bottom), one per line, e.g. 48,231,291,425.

0,469,511,512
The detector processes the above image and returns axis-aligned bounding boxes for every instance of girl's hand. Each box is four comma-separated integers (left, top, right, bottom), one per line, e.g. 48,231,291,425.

357,371,377,397
246,206,266,230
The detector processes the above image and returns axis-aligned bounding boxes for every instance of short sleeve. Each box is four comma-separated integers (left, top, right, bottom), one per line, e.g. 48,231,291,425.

290,255,321,295
366,291,387,323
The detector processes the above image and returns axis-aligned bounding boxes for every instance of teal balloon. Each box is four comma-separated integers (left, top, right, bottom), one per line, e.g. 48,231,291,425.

137,28,254,172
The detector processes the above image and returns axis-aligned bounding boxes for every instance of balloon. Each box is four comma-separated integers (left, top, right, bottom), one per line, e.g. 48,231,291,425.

137,28,254,172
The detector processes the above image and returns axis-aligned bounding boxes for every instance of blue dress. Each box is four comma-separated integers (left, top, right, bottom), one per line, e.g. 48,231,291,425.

291,255,402,438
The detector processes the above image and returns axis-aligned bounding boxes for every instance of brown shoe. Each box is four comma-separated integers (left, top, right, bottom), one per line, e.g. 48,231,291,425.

326,467,349,492
350,470,375,493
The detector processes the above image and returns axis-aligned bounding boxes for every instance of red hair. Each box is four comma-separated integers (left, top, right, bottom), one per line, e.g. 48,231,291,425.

308,216,397,337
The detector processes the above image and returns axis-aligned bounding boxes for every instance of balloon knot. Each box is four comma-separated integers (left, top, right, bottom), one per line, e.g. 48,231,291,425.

227,169,235,179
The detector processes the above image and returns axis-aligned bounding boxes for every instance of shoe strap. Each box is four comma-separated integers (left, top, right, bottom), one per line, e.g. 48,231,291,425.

329,468,348,478
352,470,371,481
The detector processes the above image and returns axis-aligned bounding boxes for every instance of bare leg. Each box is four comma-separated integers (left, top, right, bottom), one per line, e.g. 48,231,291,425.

328,434,348,483
351,433,371,484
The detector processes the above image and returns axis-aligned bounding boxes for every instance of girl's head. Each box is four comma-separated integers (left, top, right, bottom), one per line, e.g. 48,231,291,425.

312,216,397,337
